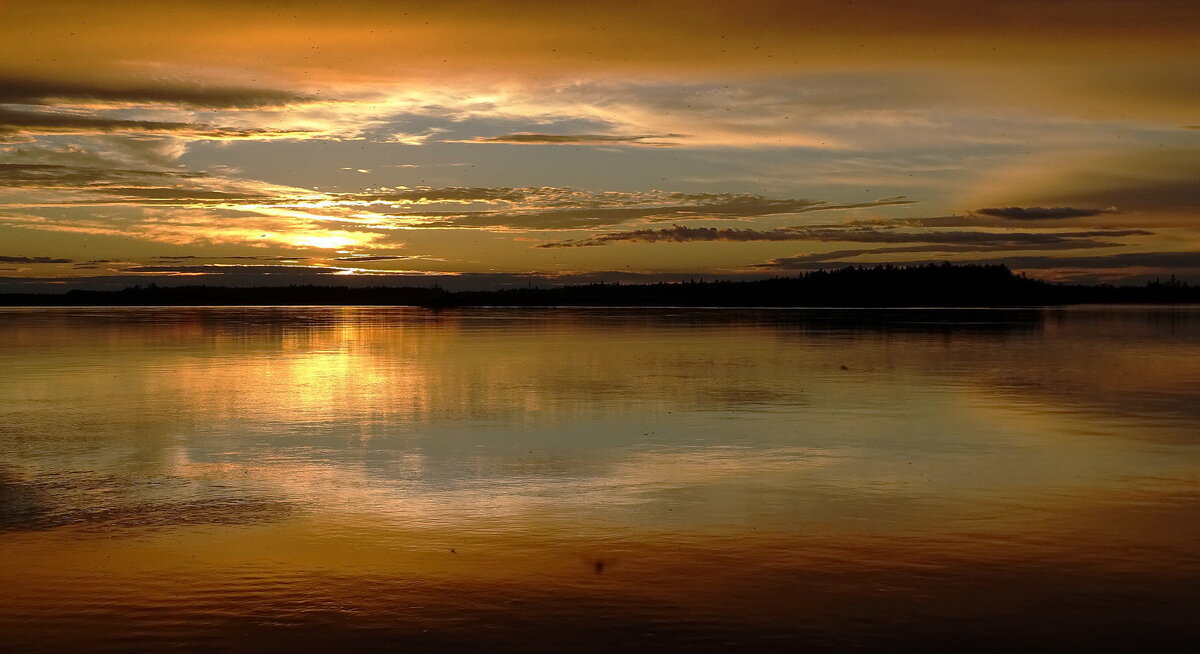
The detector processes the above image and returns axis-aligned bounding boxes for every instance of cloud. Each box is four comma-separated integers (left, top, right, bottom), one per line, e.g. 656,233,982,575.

0,255,72,263
0,255,444,281
0,161,371,251
0,161,320,211
0,162,292,208
0,154,402,248
150,255,306,262
346,187,530,204
404,193,915,230
104,263,442,280
119,265,352,276
975,206,1118,221
0,162,201,185
0,108,315,140
72,187,271,202
756,250,1200,272
541,225,798,247
965,148,1200,224
750,241,1128,267
331,255,418,262
0,152,920,251
540,224,1151,248
0,0,1194,180
382,127,449,145
0,204,387,251
0,77,310,109
0,75,354,146
4,3,1196,126
456,133,685,146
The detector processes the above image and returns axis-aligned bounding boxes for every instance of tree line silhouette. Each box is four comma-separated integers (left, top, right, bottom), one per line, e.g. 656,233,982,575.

2,264,1197,307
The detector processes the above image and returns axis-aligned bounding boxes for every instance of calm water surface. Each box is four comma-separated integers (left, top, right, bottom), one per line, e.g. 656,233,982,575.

1,306,1198,652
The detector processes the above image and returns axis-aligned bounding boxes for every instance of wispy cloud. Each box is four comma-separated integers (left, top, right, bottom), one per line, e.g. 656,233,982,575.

398,194,915,230
0,208,387,250
117,264,418,276
0,157,925,259
539,224,1151,248
455,132,685,146
0,108,315,140
755,250,1200,273
1,164,912,232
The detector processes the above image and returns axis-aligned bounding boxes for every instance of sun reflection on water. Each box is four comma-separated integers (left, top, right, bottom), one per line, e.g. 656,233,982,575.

1,307,1199,652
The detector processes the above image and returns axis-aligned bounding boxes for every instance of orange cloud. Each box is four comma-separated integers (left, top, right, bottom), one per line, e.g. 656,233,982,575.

2,1,1197,124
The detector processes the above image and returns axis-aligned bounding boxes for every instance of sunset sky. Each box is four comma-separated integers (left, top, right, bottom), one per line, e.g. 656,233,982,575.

1,0,1197,290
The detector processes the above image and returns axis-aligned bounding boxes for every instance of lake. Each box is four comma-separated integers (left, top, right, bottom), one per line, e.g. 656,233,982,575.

1,306,1198,652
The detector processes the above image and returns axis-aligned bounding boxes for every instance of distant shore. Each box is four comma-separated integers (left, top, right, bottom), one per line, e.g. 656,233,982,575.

2,264,1197,307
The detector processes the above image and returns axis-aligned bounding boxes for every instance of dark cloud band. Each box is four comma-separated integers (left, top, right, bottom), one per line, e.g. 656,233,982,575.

975,206,1116,220
539,224,1151,248
456,133,685,146
0,255,73,264
0,77,309,108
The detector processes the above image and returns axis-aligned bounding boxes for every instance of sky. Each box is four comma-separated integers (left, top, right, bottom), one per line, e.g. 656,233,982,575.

0,0,1198,291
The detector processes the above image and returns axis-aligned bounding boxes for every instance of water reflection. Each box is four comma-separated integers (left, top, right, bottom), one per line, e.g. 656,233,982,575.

1,306,1198,652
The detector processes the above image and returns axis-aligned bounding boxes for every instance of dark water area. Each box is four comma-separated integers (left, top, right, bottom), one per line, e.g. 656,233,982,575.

1,306,1198,652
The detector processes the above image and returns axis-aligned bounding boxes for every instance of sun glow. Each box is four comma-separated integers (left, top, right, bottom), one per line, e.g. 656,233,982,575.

285,234,370,249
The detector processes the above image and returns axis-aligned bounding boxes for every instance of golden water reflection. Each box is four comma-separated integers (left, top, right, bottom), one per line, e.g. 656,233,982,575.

1,307,1198,652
